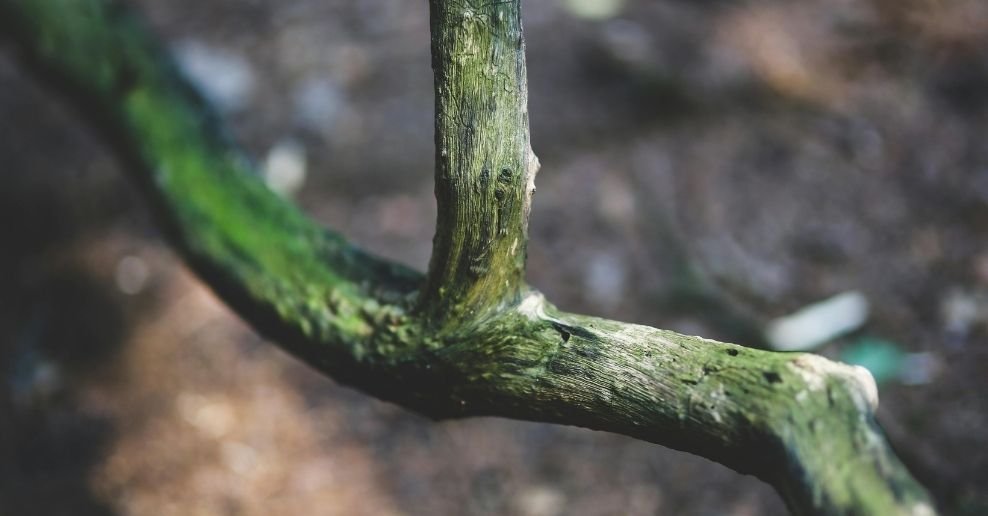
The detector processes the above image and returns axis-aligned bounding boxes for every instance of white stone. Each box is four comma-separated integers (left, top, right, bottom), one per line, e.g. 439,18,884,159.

766,291,870,351
173,40,254,113
115,255,150,295
562,0,625,20
263,139,307,197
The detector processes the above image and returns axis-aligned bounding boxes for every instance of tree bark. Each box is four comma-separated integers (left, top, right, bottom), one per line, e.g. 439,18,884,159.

424,0,539,326
0,0,935,514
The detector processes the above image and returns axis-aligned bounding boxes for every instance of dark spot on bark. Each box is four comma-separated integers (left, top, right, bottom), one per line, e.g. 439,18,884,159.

550,322,597,342
682,378,699,386
763,371,782,384
702,365,720,375
558,328,570,343
493,166,513,222
480,167,490,188
547,357,580,376
726,348,739,356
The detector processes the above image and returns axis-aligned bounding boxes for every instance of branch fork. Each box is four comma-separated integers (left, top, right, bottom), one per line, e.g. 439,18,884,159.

0,0,934,513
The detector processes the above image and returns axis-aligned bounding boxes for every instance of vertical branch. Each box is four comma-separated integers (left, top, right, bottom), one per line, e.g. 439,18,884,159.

424,0,539,325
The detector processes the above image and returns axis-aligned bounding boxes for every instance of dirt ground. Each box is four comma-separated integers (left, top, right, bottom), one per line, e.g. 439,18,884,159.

1,0,987,514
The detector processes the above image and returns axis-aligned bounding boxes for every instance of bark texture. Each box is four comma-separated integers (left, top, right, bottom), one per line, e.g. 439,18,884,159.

425,0,539,325
0,0,935,514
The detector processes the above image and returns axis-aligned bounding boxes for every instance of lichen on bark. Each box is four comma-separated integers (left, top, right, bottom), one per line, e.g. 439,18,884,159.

424,0,539,327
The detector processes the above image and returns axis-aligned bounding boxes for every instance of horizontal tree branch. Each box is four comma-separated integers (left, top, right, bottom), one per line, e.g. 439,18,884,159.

0,0,934,514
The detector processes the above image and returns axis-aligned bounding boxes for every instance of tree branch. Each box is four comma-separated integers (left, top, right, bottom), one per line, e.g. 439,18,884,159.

426,294,934,515
0,0,934,514
425,0,540,325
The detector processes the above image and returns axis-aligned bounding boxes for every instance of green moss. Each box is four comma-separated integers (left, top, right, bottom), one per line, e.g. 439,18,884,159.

423,0,536,325
0,0,418,352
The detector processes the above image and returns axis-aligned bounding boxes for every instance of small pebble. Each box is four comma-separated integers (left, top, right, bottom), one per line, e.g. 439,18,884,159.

561,0,625,21
766,291,869,351
263,139,307,197
173,40,255,113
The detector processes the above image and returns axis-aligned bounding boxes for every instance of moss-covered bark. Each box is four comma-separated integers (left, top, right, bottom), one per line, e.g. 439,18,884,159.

432,293,933,515
424,0,539,326
0,0,935,514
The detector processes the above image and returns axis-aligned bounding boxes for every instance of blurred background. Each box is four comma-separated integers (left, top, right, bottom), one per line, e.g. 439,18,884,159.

1,0,987,514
